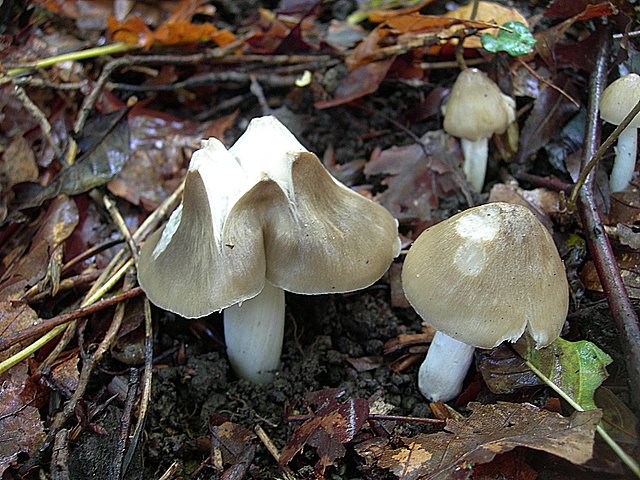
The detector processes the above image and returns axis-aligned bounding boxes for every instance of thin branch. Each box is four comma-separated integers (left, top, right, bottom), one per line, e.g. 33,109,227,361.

575,23,640,413
568,96,640,208
11,84,63,158
0,287,142,352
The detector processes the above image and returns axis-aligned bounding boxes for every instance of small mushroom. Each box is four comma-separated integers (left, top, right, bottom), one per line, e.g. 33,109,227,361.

401,202,568,401
138,116,400,383
600,73,640,192
443,68,515,192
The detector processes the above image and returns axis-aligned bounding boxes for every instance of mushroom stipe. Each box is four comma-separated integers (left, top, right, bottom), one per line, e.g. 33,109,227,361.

138,116,400,382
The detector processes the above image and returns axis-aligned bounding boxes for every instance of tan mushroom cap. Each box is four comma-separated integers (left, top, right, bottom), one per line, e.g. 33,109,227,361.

600,73,640,127
443,68,515,141
138,151,400,318
402,202,568,349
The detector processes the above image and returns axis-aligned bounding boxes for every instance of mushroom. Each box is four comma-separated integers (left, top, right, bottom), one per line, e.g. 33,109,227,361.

401,202,568,401
138,116,400,383
443,68,515,192
600,73,640,192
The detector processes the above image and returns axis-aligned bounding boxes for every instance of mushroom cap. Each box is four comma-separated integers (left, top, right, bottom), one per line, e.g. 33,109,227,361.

600,73,640,127
138,117,400,318
401,202,568,349
443,68,515,141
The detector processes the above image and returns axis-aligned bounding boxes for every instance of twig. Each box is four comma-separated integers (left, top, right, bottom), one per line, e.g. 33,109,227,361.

22,269,102,303
158,461,180,480
11,84,63,158
254,425,298,480
525,359,640,478
122,298,154,475
568,96,640,209
110,368,139,480
38,258,135,373
575,24,640,412
0,287,142,352
103,195,138,264
516,57,579,108
62,238,124,274
19,271,137,474
51,429,70,480
7,42,138,76
108,70,299,92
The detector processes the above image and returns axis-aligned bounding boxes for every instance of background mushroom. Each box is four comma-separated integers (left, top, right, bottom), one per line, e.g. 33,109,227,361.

138,116,400,383
443,68,515,192
600,73,640,192
401,202,568,401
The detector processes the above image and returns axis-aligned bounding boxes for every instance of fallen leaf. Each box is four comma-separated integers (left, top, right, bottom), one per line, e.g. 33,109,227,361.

472,451,538,480
107,0,236,49
48,356,80,397
210,421,256,475
315,57,395,108
363,130,462,222
0,195,79,301
581,254,640,299
476,345,542,395
0,136,38,189
356,402,601,479
280,389,369,475
513,337,613,410
536,3,617,70
0,362,46,476
14,110,131,211
595,387,639,445
516,74,580,165
0,301,43,362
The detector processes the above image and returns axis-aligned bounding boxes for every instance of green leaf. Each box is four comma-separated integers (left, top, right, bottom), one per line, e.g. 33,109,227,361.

481,21,536,56
514,337,612,410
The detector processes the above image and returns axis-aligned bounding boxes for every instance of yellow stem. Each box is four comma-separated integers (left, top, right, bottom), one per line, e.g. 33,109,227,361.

8,42,138,76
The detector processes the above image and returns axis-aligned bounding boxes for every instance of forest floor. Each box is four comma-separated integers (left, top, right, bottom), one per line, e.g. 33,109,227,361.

0,1,639,479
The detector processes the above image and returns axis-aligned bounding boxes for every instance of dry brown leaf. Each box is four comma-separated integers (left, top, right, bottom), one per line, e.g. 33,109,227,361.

356,402,600,479
0,195,78,301
0,136,38,189
280,389,369,475
0,301,43,362
0,362,46,476
363,130,462,222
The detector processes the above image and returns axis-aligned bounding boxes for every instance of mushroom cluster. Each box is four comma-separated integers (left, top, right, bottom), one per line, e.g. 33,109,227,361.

443,68,515,192
138,116,400,383
600,73,640,192
402,202,568,401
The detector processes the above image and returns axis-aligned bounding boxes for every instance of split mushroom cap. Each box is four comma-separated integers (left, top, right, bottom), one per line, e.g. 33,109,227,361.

138,116,400,319
402,202,568,349
443,68,515,141
600,73,640,127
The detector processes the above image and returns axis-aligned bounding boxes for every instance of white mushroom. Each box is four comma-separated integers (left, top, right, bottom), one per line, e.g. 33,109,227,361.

443,69,515,192
138,116,400,382
600,73,640,192
401,202,568,401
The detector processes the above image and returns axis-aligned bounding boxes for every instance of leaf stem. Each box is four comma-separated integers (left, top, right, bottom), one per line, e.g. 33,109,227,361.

7,42,138,76
525,359,640,478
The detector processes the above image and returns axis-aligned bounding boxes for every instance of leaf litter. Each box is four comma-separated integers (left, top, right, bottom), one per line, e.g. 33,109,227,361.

0,0,639,478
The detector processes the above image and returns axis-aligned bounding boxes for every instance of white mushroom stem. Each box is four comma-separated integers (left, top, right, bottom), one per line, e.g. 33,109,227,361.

223,282,285,383
418,331,476,402
460,137,489,192
610,125,638,192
